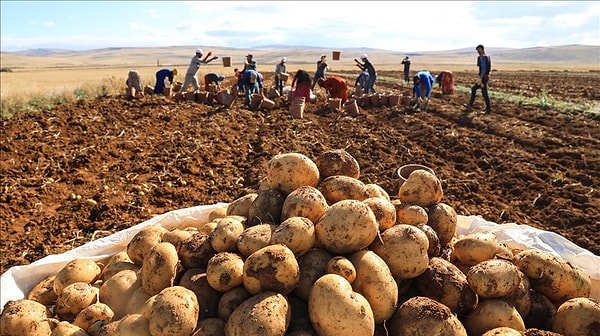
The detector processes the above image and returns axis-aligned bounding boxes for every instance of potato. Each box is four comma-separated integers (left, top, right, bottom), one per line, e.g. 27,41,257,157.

364,183,390,201
125,286,152,316
99,252,140,283
92,320,119,336
416,257,478,315
397,169,443,207
315,199,378,254
209,216,245,252
237,223,277,257
193,318,225,336
208,206,227,221
99,269,140,319
552,297,600,336
481,327,524,336
126,225,167,266
395,203,428,226
464,299,526,336
363,197,396,231
523,329,562,336
178,233,216,269
427,202,458,246
27,273,58,306
267,152,320,195
226,193,258,217
55,282,99,322
294,248,333,301
370,224,429,279
308,274,375,336
453,232,501,266
0,299,52,336
141,242,179,296
349,250,398,323
225,291,291,336
243,244,300,295
287,294,313,335
270,216,316,257
387,296,467,336
315,148,360,179
318,175,370,204
54,259,102,295
524,290,557,331
280,185,329,224
206,252,245,292
161,228,193,247
116,314,151,336
503,269,532,318
178,268,222,319
217,286,252,321
51,321,88,336
327,256,356,283
467,259,521,299
417,224,442,257
73,302,114,332
247,188,285,226
513,249,592,304
198,221,218,236
148,286,199,336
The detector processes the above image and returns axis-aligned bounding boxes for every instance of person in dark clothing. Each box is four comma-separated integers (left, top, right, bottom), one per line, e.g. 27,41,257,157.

241,68,263,107
154,68,178,94
203,73,225,92
311,54,328,90
355,71,369,89
291,69,312,101
464,44,492,114
401,56,411,83
356,54,377,94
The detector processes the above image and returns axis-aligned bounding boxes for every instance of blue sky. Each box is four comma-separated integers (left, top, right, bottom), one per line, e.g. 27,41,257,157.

1,1,599,52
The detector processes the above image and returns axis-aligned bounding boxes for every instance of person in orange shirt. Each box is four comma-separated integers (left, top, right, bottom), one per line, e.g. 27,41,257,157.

318,76,349,103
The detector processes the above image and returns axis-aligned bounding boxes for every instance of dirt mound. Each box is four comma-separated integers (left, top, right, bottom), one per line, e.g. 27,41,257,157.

1,70,599,273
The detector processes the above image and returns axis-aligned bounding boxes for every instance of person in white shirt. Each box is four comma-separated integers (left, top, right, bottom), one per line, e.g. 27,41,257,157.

180,48,208,93
274,57,287,95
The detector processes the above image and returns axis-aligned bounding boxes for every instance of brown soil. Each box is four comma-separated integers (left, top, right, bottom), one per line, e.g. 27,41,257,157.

1,70,599,274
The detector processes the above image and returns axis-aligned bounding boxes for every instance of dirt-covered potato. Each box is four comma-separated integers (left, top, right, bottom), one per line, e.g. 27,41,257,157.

267,152,320,195
327,256,356,283
463,299,526,336
226,193,258,217
318,175,369,204
207,252,245,292
293,248,334,301
315,148,360,179
364,183,390,201
513,249,592,304
147,286,199,336
178,233,216,269
116,314,151,336
92,320,119,336
243,244,300,295
126,225,167,266
125,286,153,316
415,257,478,315
315,199,379,254
99,251,140,283
481,327,524,336
73,302,114,333
308,274,375,336
349,250,398,323
99,269,140,319
0,299,53,336
427,202,458,246
208,206,228,221
178,268,222,320
225,291,292,336
193,317,226,336
270,216,316,257
395,203,428,226
280,186,329,224
467,259,521,299
370,224,429,279
50,321,88,336
247,188,285,226
502,269,532,318
141,242,179,296
209,216,245,252
387,296,467,336
197,221,218,236
53,258,102,295
417,224,442,257
237,223,278,257
453,232,502,266
552,297,600,336
27,274,58,306
363,197,396,231
524,290,557,331
217,286,252,321
161,228,194,248
54,282,99,322
397,169,443,207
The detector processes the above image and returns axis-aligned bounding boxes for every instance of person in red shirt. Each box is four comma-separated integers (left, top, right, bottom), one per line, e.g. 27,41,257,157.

318,76,349,103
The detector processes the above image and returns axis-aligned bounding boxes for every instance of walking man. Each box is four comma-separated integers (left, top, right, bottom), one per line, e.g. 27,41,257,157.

464,44,492,114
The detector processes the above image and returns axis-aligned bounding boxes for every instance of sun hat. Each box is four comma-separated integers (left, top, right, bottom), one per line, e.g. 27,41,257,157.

281,57,287,62
196,48,203,54
360,54,368,59
321,54,326,58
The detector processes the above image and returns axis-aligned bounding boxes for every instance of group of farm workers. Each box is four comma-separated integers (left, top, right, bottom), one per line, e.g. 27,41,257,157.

126,44,490,114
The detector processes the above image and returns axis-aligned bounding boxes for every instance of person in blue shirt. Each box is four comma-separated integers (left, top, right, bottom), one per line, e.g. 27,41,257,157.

311,54,328,91
355,71,369,90
464,44,492,114
153,68,178,94
412,70,435,111
241,68,263,107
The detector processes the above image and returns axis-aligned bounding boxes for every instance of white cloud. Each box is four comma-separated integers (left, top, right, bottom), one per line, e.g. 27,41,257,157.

43,21,55,27
553,2,600,28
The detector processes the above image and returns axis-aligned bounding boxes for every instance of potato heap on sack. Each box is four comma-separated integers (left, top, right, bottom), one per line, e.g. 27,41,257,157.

2,149,597,336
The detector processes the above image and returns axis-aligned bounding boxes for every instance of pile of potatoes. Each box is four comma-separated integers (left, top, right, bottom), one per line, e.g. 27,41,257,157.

1,149,598,336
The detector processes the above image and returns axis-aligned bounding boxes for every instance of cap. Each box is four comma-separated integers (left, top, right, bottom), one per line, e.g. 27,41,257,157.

281,57,287,62
246,54,253,58
476,44,484,50
196,48,203,54
360,54,368,59
321,54,326,58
